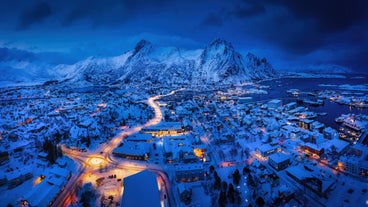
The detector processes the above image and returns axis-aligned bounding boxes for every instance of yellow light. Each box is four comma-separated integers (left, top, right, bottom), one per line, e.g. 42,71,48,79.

33,176,44,186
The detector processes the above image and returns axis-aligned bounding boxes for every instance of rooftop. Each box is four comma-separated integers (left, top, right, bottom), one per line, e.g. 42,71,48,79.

121,170,161,207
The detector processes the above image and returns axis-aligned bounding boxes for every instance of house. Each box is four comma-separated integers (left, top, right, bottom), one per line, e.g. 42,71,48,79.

338,145,368,176
268,99,282,110
284,102,297,111
300,143,324,158
5,167,33,189
299,119,313,130
175,163,205,182
323,127,338,140
268,153,290,171
121,170,161,207
311,121,325,133
113,142,150,160
24,167,70,207
126,133,153,142
238,97,253,104
256,144,280,157
286,165,334,197
142,122,184,136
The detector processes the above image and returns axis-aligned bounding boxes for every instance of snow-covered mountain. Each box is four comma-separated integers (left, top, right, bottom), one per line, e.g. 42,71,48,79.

0,39,277,87
61,38,277,86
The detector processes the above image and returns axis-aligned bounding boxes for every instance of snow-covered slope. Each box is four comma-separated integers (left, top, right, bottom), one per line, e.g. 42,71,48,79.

62,38,277,86
0,39,277,87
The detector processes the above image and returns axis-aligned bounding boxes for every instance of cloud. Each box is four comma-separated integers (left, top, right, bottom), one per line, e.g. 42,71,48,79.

228,0,266,18
1,0,367,72
267,0,368,33
202,13,223,27
0,47,35,62
17,2,52,30
61,0,171,27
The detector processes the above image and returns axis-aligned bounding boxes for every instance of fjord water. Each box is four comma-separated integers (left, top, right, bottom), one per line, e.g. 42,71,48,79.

255,74,368,130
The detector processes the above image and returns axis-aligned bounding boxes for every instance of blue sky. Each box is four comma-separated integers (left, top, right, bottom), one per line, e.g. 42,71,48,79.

0,0,367,72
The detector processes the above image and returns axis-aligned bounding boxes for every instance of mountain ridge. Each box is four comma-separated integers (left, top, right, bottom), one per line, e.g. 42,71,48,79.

62,38,277,86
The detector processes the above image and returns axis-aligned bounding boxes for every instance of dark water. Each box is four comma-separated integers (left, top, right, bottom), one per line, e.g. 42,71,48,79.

250,74,368,130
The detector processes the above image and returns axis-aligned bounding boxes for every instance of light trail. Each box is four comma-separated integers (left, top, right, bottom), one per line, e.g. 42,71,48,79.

57,88,184,207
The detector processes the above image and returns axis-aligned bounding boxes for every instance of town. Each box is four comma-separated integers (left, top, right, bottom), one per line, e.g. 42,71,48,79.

0,79,368,207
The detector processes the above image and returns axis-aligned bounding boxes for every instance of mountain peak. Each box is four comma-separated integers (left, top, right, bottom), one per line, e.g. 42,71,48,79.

56,39,276,86
201,38,237,61
207,38,234,51
132,39,153,57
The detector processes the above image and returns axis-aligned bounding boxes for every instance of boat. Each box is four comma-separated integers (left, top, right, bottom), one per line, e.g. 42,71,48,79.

335,117,343,123
317,112,328,116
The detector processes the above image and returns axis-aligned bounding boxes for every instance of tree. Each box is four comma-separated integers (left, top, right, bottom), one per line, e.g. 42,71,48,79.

218,190,227,207
43,139,58,164
209,165,215,174
214,171,221,190
243,166,251,175
80,183,96,207
232,169,241,185
227,183,235,203
221,181,228,192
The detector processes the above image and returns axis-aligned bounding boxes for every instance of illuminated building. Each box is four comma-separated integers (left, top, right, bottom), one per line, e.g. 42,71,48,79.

256,143,280,157
268,153,290,171
112,142,150,160
175,163,205,182
142,122,184,137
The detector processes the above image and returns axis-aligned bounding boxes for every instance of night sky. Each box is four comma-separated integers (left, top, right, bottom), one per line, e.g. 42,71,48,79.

1,0,367,72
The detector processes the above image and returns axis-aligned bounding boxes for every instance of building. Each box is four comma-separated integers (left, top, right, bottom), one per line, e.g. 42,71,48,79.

284,102,297,111
311,121,325,133
299,119,313,130
5,167,33,189
238,97,253,104
175,163,205,182
24,167,70,207
286,165,335,197
268,99,282,110
113,142,150,160
300,143,324,158
268,153,290,171
142,122,184,136
321,139,349,156
121,170,161,207
126,133,153,142
256,144,280,157
338,145,368,177
323,127,338,140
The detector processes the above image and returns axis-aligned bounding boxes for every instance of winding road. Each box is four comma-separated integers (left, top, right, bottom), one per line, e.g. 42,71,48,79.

56,89,183,207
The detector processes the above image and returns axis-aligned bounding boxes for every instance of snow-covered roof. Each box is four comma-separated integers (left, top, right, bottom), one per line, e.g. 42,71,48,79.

47,176,65,187
25,180,61,207
303,142,324,151
257,144,279,153
268,99,282,104
113,142,150,156
321,139,349,154
49,167,70,178
121,170,160,207
126,133,153,142
269,153,290,164
175,163,204,172
143,121,182,131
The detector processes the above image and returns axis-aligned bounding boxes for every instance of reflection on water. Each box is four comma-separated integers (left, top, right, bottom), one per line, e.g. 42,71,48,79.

250,75,368,130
